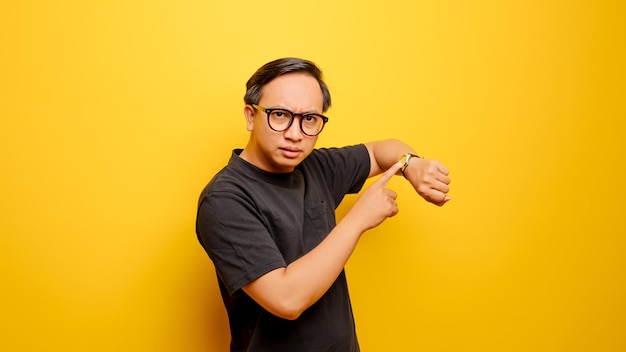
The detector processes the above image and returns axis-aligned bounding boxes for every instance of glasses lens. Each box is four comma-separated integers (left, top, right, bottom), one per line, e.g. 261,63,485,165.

268,110,293,131
301,114,324,135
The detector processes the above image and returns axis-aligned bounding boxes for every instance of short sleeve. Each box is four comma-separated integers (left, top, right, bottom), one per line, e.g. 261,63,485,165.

197,191,287,295
302,144,370,207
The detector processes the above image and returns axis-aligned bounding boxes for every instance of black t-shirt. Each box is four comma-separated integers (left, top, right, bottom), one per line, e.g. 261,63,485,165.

196,145,370,351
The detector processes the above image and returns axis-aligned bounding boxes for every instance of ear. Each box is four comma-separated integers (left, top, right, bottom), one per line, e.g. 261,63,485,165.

243,105,255,131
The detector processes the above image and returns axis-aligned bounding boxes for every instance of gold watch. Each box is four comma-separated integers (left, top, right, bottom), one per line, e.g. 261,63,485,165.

400,153,421,178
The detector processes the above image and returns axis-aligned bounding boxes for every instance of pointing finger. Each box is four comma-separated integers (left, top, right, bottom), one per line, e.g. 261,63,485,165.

375,162,402,187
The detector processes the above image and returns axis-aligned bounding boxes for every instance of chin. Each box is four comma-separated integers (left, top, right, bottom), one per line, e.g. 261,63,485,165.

270,157,300,173
280,160,300,172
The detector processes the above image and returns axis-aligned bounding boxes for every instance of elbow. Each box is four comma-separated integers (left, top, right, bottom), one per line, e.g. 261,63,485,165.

244,286,308,320
270,299,306,321
242,270,314,321
276,311,302,321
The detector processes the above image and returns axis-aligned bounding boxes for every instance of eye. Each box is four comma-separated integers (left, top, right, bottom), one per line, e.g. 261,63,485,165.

270,110,291,119
303,114,320,123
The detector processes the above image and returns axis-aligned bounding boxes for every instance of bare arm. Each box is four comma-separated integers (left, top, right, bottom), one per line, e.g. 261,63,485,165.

242,162,402,320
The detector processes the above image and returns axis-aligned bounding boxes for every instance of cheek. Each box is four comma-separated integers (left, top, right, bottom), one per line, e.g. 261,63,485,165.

251,115,270,134
254,123,278,146
303,136,318,152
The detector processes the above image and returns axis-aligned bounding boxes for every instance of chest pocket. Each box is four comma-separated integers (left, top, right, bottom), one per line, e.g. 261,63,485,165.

304,201,334,246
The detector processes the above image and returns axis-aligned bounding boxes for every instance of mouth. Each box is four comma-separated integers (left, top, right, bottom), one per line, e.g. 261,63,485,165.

280,147,302,159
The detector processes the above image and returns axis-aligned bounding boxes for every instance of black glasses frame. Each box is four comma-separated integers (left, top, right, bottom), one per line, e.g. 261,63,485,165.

252,104,329,136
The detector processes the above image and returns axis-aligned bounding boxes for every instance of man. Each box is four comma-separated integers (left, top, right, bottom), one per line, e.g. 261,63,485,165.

196,57,451,351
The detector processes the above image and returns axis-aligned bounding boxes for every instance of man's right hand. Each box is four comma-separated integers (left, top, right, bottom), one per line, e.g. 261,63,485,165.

345,162,402,232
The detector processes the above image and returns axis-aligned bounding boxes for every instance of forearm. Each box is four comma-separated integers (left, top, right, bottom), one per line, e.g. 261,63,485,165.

243,216,365,320
365,139,416,177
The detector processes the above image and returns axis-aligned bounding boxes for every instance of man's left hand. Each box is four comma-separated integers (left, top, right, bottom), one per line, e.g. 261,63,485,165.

404,158,451,206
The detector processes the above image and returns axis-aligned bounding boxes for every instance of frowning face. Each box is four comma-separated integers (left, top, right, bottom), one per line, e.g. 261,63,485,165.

241,72,325,173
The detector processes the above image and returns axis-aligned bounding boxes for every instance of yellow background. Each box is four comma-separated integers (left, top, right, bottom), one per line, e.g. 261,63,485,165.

1,0,624,351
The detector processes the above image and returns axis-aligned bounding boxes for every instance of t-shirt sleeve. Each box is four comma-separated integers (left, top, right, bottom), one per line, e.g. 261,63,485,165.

306,144,371,206
197,191,287,296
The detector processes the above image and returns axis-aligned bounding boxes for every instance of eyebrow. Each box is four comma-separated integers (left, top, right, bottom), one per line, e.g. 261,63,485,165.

269,106,321,115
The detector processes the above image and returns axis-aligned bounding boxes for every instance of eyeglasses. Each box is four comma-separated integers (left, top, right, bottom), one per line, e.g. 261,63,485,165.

252,104,329,136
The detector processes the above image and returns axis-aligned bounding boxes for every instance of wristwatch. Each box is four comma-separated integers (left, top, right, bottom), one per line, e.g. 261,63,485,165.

400,153,422,178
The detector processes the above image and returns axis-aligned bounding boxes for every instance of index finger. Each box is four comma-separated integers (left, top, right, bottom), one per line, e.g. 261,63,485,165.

375,162,402,187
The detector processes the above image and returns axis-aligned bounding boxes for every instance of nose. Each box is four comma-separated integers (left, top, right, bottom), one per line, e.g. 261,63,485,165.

283,116,303,141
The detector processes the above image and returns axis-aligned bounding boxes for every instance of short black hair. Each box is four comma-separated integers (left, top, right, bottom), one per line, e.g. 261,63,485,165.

244,57,332,112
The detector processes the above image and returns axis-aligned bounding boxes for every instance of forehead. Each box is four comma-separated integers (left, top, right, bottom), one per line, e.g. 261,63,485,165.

259,72,324,110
